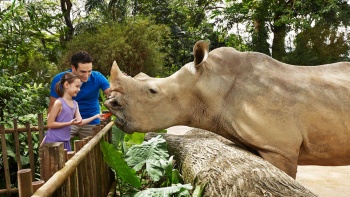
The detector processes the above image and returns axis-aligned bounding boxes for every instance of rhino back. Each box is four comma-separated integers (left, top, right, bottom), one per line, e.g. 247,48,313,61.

199,48,350,165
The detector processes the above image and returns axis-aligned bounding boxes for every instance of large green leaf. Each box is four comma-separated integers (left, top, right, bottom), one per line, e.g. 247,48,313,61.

125,135,169,181
100,140,141,188
124,132,146,147
133,183,192,197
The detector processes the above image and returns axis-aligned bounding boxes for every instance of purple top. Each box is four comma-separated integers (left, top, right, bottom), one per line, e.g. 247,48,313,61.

44,98,77,151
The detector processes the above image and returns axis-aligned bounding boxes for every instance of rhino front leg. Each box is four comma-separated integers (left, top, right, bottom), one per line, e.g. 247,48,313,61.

258,151,298,179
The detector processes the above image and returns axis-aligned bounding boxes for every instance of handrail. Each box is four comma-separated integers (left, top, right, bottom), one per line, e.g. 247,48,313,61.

32,121,115,197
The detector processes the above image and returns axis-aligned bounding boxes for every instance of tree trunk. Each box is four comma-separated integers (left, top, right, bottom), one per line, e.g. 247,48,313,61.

146,129,316,197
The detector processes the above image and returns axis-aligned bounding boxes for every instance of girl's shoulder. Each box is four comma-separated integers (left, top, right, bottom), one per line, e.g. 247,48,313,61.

53,98,63,106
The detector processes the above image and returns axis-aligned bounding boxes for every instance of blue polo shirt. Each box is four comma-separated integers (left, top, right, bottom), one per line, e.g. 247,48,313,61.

50,69,110,125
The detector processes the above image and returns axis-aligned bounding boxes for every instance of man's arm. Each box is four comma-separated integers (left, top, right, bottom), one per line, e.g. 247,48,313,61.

47,96,57,115
104,87,111,98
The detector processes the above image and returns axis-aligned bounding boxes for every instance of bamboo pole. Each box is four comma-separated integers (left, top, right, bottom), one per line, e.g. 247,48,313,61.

17,169,33,197
25,122,35,179
32,121,114,197
0,125,12,195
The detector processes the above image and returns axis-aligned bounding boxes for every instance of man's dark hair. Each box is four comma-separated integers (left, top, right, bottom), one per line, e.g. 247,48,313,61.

70,51,93,69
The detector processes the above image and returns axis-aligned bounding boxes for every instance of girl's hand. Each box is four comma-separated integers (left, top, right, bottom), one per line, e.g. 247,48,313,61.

70,118,82,125
96,114,107,120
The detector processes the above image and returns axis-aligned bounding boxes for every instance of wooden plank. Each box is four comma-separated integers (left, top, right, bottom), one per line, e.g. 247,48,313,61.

75,140,86,197
67,151,76,197
0,188,18,195
26,122,35,180
63,149,70,197
83,137,92,197
17,169,33,197
87,136,97,197
37,113,44,144
32,121,114,197
4,126,41,133
13,118,22,170
0,125,12,195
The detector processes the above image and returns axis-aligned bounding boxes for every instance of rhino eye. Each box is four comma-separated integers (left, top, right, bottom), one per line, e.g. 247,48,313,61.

149,88,157,94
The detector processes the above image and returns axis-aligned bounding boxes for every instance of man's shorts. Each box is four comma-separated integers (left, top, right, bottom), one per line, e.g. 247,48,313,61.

71,124,98,140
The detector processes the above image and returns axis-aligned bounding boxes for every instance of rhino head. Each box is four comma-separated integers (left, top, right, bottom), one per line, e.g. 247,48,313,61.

104,40,216,133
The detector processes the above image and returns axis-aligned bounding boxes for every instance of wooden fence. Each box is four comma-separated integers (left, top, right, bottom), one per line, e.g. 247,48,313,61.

0,114,45,196
0,114,115,197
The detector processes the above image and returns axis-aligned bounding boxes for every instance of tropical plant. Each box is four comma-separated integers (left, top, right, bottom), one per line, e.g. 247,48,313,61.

100,126,193,196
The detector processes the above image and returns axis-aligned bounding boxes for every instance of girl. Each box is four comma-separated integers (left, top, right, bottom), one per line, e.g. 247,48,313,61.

42,72,105,151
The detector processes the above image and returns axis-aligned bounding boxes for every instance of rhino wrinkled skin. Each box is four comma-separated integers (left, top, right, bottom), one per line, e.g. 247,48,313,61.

104,40,350,179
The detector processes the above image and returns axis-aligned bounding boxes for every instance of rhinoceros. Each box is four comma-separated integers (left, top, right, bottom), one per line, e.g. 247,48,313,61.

104,40,350,179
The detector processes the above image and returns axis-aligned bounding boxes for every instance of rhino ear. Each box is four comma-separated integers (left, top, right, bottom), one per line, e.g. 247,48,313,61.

193,40,210,69
134,72,151,81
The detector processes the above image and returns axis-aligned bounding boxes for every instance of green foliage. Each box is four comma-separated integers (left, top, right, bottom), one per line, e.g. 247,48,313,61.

0,70,49,127
125,135,169,182
133,184,192,197
100,126,193,196
0,0,64,83
61,18,170,77
218,0,350,62
0,0,61,126
100,140,141,188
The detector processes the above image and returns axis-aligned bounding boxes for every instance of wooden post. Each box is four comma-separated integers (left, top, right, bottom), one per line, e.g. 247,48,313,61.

67,151,76,197
0,125,12,195
38,113,45,145
32,121,114,197
26,122,35,179
87,136,98,196
32,180,45,193
75,140,86,197
17,169,33,197
13,118,22,170
40,142,66,197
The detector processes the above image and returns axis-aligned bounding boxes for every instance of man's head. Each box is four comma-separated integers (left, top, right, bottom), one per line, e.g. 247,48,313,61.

71,51,93,83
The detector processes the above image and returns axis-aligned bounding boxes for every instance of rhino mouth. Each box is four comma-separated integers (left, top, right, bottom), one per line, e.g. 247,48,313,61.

113,116,133,134
104,99,134,134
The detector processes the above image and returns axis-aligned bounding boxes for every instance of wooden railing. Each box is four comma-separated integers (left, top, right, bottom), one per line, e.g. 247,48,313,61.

29,121,115,197
0,114,45,196
0,114,115,197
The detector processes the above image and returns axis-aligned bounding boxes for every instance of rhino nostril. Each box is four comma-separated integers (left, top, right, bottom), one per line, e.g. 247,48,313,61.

110,100,121,107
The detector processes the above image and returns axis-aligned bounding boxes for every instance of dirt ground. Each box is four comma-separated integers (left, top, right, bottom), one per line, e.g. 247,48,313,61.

166,126,350,197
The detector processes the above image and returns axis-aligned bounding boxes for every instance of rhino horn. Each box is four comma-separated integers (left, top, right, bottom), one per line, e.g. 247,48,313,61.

110,61,124,87
134,72,151,81
110,61,123,81
193,40,210,69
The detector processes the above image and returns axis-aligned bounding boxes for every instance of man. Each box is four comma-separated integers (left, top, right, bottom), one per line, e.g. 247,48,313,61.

48,51,111,139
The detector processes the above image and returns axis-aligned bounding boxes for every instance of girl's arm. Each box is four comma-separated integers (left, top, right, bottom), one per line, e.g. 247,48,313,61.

47,100,77,128
79,114,105,126
74,102,105,126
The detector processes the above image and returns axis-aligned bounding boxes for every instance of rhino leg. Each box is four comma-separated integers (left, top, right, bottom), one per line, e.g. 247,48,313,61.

258,151,298,179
